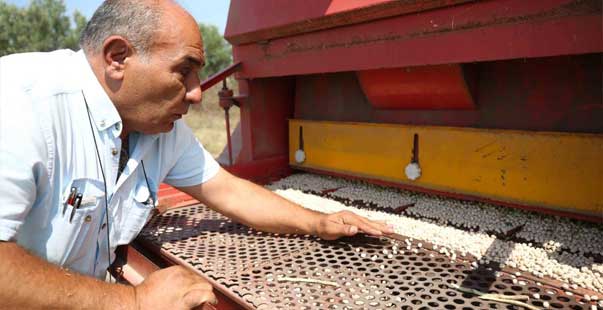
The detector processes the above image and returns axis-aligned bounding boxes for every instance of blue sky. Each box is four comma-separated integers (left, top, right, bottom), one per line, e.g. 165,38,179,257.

5,0,231,34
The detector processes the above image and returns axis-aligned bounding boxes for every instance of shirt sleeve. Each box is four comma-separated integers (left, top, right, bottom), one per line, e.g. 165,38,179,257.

0,152,38,241
162,121,220,187
0,84,46,241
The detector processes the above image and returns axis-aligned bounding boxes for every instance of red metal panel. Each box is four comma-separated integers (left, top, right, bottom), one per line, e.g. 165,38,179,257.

224,155,291,184
158,184,197,211
294,54,602,133
475,54,602,132
236,78,294,162
231,0,602,78
235,79,254,163
294,72,375,123
357,64,475,109
225,0,474,45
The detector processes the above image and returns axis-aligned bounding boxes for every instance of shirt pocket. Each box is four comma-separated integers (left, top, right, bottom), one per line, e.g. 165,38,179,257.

50,178,105,272
117,180,156,245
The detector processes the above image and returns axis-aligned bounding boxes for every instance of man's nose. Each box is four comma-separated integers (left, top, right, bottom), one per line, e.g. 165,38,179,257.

186,77,202,105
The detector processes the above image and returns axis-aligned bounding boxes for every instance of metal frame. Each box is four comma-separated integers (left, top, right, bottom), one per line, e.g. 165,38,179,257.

135,203,601,309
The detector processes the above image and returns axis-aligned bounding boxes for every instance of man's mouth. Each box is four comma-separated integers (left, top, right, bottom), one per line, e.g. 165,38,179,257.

170,114,183,122
171,106,189,121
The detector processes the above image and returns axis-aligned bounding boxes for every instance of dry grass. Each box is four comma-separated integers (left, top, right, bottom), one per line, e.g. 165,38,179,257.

183,80,240,157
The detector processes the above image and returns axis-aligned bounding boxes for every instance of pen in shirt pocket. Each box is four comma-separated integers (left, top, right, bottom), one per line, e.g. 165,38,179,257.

69,193,83,223
63,187,77,216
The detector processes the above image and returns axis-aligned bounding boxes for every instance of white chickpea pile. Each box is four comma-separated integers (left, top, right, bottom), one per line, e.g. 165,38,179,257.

268,173,603,294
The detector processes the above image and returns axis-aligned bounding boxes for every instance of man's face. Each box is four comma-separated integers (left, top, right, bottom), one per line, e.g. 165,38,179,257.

118,9,204,135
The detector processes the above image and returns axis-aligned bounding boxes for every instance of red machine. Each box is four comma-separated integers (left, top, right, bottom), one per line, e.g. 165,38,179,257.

221,0,602,220
122,1,602,309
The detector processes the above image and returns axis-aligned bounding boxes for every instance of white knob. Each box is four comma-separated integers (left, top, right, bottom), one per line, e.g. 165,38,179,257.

295,149,306,163
405,162,421,180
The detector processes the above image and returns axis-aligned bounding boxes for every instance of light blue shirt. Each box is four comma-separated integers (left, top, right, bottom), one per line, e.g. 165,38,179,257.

0,49,219,278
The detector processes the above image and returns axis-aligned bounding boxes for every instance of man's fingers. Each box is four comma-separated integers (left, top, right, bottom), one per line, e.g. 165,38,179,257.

358,217,394,234
346,224,358,235
372,219,394,230
341,212,394,235
356,222,384,236
320,211,396,240
339,214,382,236
326,222,357,238
183,289,218,308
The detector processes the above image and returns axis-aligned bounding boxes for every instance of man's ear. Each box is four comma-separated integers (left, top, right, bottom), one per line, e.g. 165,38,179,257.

102,36,132,81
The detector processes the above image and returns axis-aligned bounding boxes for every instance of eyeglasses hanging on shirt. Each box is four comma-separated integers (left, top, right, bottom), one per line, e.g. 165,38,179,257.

140,160,155,207
82,91,113,282
117,135,129,182
117,135,155,207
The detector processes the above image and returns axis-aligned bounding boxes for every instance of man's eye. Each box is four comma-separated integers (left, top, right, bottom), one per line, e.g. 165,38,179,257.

180,67,191,76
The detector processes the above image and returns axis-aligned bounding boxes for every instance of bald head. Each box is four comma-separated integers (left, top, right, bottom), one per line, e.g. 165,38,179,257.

80,0,195,56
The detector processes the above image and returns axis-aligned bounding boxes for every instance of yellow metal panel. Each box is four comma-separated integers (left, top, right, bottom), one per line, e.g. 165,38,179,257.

289,120,603,217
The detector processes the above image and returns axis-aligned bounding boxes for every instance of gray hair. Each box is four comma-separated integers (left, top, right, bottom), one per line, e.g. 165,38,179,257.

79,0,163,56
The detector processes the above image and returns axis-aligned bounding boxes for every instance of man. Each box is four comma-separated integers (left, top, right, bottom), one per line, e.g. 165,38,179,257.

0,0,392,308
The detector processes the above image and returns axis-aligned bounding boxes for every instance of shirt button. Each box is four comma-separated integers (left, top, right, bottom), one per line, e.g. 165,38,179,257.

85,215,92,222
111,148,118,156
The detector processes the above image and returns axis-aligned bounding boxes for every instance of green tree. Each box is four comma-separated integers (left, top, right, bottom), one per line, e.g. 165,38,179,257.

199,23,232,79
0,0,86,56
0,1,232,78
63,10,87,51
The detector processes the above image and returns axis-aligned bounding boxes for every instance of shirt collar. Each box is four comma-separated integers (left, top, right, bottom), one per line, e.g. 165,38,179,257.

76,50,123,136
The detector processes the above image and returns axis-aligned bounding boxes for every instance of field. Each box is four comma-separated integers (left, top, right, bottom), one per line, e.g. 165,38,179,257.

183,80,240,158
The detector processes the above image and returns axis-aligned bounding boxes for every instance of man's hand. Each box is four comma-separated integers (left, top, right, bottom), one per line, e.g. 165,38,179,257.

315,211,394,240
179,169,395,243
134,266,217,310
